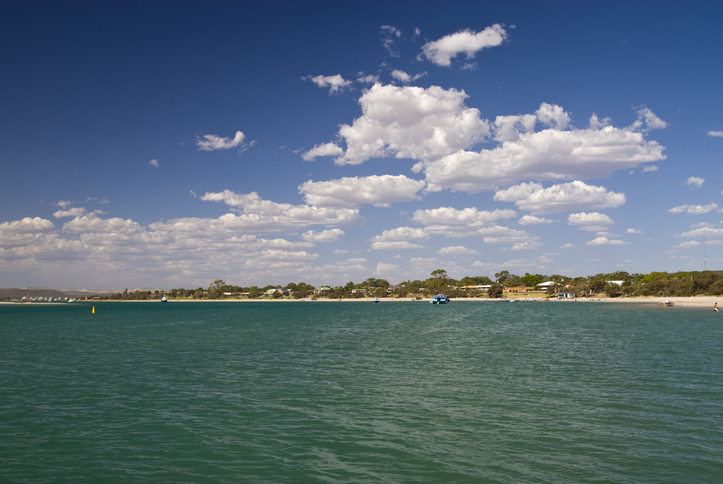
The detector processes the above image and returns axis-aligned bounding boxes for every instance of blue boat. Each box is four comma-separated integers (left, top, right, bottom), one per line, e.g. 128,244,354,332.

430,294,450,304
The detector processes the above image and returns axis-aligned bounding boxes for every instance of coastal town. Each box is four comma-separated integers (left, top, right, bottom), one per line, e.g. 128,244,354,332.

4,269,721,304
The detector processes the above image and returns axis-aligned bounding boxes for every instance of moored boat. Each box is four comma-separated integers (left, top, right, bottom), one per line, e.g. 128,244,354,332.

430,294,449,304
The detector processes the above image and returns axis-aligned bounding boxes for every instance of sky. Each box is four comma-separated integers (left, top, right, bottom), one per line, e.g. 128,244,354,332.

1,0,722,291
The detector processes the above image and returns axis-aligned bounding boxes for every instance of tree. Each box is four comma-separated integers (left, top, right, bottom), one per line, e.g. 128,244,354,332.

488,283,504,298
431,269,448,279
495,270,510,284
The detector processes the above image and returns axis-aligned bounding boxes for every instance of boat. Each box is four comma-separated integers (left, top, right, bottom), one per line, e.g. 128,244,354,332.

373,297,380,303
430,294,449,304
161,296,168,302
662,299,674,307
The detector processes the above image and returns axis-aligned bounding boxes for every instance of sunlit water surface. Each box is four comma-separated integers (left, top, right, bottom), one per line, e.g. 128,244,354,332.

1,301,722,483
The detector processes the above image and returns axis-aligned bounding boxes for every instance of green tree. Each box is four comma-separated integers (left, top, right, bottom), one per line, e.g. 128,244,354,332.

487,283,504,298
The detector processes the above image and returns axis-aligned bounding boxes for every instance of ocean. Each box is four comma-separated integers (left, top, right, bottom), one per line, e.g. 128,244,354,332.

1,301,721,483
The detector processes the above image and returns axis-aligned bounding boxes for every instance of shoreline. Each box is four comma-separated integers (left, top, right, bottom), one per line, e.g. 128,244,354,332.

2,296,719,308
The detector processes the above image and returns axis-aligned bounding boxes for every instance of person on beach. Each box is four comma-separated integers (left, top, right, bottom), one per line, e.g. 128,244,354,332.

715,302,718,312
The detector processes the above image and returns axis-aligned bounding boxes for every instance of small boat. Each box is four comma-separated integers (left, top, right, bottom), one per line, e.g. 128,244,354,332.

373,297,380,303
161,296,168,302
430,294,449,304
662,299,674,307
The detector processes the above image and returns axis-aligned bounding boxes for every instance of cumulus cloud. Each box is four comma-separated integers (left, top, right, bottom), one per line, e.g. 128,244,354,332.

494,181,626,214
374,262,401,278
302,142,345,161
674,241,700,248
568,212,614,231
518,215,553,225
191,190,363,233
643,165,658,172
371,226,429,242
708,130,723,137
299,174,425,208
630,107,668,131
686,177,705,189
439,246,479,255
149,159,159,167
679,227,723,238
196,131,246,151
329,83,490,165
370,241,425,250
626,228,643,234
420,25,507,66
411,206,537,246
301,229,345,243
560,243,576,249
586,236,628,246
412,206,516,230
417,104,667,193
53,207,87,218
305,74,352,94
669,203,718,215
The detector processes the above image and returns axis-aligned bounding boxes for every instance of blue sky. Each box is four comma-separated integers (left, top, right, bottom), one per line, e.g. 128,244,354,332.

1,0,722,290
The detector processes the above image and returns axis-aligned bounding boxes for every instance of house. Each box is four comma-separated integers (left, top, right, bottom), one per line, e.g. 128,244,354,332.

462,285,491,291
503,286,536,293
537,281,556,288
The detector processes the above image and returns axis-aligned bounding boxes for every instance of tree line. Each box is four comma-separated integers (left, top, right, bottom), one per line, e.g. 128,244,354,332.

101,269,723,300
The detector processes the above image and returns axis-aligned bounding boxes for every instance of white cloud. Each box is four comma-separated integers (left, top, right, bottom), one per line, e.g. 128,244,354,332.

417,105,666,193
305,74,352,94
560,243,576,249
196,131,246,151
518,215,553,225
439,246,478,255
679,227,723,238
626,228,643,234
149,159,159,167
374,262,401,278
371,226,428,242
494,181,626,214
334,249,349,255
301,229,345,243
708,130,723,137
411,206,537,247
189,190,363,233
259,249,318,261
357,74,380,84
330,83,490,165
630,107,668,131
299,174,425,208
568,212,614,231
669,203,718,215
302,142,344,161
686,176,705,189
420,25,507,66
370,241,425,250
0,217,56,238
511,240,543,250
390,69,426,84
53,207,87,218
642,165,658,172
674,241,700,248
586,237,628,246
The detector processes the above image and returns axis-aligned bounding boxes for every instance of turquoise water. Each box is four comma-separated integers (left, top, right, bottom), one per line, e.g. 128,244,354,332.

1,301,722,483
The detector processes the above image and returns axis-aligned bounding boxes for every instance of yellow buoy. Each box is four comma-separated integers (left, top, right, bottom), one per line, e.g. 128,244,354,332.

92,306,95,314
